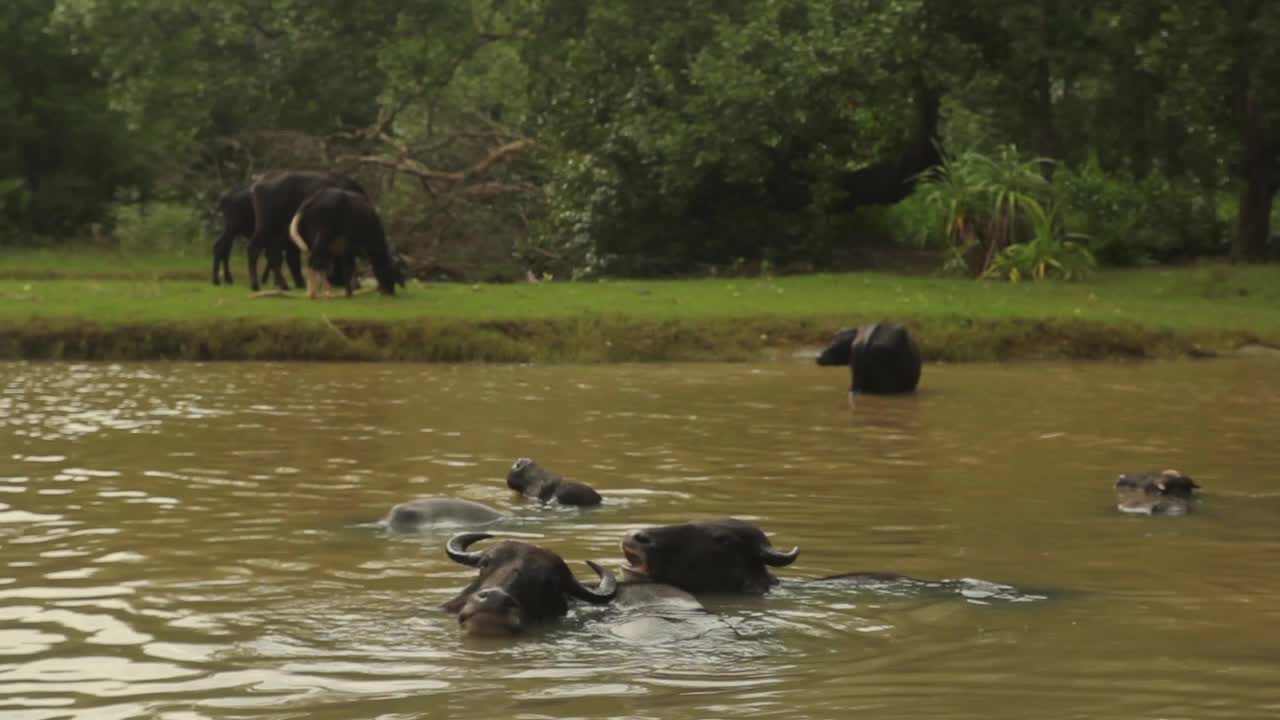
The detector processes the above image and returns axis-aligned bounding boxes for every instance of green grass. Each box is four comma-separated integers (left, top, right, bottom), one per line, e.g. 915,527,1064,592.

0,247,209,279
1,250,1278,363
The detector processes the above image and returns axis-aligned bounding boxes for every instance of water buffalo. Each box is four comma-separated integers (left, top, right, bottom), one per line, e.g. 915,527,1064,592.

212,190,253,286
506,458,602,507
621,518,799,594
287,187,400,298
212,189,307,288
816,322,922,402
380,498,507,532
248,170,368,291
622,520,1048,605
1115,469,1200,516
440,532,617,636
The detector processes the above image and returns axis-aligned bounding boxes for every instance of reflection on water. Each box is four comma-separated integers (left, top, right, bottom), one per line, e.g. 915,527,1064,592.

2,359,1280,719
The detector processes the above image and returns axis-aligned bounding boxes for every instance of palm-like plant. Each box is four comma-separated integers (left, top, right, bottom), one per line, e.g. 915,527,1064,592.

913,145,1094,281
983,204,1096,282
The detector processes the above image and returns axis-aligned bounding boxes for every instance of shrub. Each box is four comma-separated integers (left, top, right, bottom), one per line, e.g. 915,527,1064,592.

1055,158,1227,265
112,202,209,254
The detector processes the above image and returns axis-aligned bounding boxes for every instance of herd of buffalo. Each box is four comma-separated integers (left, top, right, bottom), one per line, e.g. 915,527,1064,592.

209,172,1202,636
212,170,407,298
373,336,1199,638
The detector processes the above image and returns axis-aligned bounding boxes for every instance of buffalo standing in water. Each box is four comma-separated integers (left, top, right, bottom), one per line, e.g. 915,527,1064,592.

247,170,368,291
1115,469,1200,516
817,322,922,405
288,187,401,298
441,532,617,636
506,457,602,507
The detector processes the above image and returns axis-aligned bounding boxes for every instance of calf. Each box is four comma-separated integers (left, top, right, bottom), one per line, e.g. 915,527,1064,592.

506,458,602,506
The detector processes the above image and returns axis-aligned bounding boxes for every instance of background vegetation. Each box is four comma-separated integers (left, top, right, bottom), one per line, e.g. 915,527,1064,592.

3,1,1279,280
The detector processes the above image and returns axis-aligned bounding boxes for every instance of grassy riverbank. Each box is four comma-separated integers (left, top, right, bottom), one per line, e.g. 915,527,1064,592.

2,250,1279,363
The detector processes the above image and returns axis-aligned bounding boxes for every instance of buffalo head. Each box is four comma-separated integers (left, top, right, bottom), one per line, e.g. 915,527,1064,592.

440,533,616,636
506,457,561,501
621,519,798,595
1115,469,1200,516
816,327,858,366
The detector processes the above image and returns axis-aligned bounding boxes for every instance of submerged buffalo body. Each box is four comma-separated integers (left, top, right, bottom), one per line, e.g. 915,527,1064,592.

248,171,368,291
288,186,402,298
441,533,617,636
1115,469,1200,516
380,498,507,532
621,518,799,594
817,323,922,398
506,458,602,507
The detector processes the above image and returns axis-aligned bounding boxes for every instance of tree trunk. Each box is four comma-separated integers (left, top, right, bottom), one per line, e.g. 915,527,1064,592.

1227,1,1272,263
1033,0,1061,181
1232,153,1276,263
1034,56,1058,181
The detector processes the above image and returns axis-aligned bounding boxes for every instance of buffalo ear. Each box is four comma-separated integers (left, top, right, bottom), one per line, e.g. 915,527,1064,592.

439,594,467,614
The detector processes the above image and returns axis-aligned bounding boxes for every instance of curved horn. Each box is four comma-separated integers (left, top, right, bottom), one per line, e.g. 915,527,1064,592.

759,544,800,567
288,211,308,253
445,532,492,567
564,560,617,604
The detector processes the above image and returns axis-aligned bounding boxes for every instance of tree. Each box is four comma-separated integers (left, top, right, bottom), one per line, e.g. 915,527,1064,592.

1136,1,1280,262
0,0,135,238
521,0,965,272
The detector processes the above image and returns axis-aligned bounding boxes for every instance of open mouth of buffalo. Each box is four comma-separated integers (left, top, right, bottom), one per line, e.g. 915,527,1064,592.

621,541,649,576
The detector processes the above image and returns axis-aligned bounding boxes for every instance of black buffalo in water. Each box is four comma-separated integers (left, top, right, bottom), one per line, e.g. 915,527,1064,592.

1115,469,1200,516
621,518,799,594
247,171,368,292
622,519,1048,604
816,322,922,402
287,187,401,298
440,533,617,636
506,458,602,507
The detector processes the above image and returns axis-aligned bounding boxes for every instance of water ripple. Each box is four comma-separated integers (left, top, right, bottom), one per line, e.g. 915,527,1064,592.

0,359,1278,719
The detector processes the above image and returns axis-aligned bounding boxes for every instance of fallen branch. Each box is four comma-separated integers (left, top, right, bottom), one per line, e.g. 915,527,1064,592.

341,139,537,184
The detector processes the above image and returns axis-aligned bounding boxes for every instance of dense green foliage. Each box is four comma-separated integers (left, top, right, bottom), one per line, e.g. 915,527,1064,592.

2,1,1278,275
0,0,137,237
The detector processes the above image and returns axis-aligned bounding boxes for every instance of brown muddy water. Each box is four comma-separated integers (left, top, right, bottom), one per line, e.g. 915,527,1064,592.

1,358,1278,720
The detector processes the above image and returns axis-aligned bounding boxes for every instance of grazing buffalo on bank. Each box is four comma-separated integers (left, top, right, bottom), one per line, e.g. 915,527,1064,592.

1115,469,1200,516
621,518,799,594
213,189,303,287
817,322,922,401
441,532,617,636
378,498,507,532
506,458,602,507
248,170,367,291
288,187,401,298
